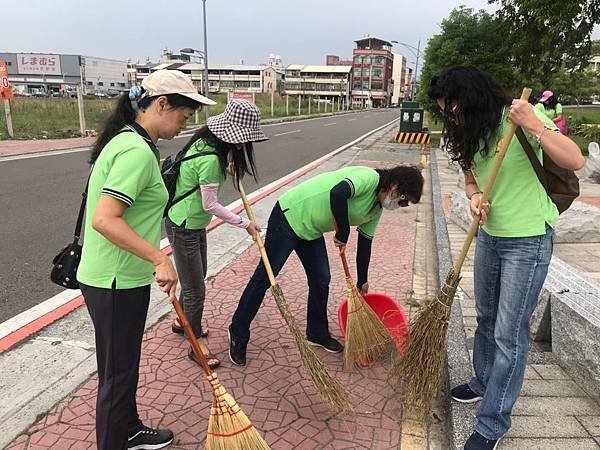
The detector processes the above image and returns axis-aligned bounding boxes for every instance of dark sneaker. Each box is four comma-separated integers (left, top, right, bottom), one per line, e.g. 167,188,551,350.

464,431,501,450
228,328,247,366
451,384,483,403
127,425,173,450
307,336,344,353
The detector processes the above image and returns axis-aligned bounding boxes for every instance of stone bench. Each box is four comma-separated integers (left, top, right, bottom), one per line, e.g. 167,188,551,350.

534,257,600,404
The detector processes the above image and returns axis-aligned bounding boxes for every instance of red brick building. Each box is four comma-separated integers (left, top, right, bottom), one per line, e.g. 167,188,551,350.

326,55,353,66
351,37,394,107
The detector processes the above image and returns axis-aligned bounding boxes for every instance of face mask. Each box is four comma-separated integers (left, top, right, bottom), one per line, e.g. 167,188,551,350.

382,194,409,210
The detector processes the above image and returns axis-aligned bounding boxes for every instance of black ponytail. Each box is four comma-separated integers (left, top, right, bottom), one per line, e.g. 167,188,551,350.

90,91,201,163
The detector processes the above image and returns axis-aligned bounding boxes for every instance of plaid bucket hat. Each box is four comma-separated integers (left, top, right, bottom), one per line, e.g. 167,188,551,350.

207,100,268,144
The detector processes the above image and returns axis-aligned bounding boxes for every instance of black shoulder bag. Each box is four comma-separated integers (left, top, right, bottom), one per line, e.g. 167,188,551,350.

50,167,92,289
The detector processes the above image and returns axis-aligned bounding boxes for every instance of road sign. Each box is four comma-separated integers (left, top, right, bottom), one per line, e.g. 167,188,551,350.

227,91,255,103
0,61,13,100
0,61,10,91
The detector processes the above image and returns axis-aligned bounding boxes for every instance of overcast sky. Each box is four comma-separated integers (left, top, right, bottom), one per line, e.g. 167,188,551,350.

2,0,599,66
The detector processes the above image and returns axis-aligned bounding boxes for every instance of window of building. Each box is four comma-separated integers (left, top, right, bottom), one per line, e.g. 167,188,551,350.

372,69,383,78
110,82,115,87
371,81,383,90
373,57,384,65
363,56,371,64
362,81,370,89
87,81,93,86
98,82,104,86
118,82,126,87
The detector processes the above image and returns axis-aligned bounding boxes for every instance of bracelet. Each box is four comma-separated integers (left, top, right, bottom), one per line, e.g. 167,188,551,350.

534,125,553,145
469,191,483,200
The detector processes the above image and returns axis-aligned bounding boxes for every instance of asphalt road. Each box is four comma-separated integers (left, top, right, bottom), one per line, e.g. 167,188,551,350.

0,109,399,322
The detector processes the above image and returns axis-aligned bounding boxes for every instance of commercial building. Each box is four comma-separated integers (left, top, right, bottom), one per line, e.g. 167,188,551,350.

351,36,394,107
0,52,128,95
283,64,352,107
391,53,407,105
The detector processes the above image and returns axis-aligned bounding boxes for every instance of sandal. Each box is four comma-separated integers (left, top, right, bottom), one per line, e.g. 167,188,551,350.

188,347,220,369
172,318,209,337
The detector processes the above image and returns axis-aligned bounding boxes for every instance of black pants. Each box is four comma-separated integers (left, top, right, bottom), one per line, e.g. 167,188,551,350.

81,283,150,450
230,202,331,344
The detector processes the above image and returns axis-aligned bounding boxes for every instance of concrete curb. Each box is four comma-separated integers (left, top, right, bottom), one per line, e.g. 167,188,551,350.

429,148,476,449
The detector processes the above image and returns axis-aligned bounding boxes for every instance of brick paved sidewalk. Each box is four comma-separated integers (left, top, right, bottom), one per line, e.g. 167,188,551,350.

6,189,418,449
0,137,96,156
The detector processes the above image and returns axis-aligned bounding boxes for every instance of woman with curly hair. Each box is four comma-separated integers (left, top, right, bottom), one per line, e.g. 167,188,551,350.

227,164,424,365
428,65,584,450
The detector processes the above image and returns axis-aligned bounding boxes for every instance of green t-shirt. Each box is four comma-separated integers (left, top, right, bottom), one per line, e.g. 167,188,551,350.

77,126,168,289
278,166,383,241
470,107,559,237
167,139,225,230
535,102,562,119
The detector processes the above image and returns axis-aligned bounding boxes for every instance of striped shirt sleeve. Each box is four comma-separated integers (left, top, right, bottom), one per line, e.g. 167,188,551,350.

101,147,153,207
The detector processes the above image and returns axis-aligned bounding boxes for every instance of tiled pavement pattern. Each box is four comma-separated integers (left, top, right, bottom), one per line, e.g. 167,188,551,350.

435,150,600,449
6,131,425,449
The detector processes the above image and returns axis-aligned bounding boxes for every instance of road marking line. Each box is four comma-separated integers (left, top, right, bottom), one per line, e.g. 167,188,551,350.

348,118,357,121
273,129,301,137
0,116,400,353
323,123,337,127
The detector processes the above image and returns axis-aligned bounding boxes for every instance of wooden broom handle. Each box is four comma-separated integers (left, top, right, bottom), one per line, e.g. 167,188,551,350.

170,295,213,377
340,249,352,279
238,181,278,287
452,87,532,273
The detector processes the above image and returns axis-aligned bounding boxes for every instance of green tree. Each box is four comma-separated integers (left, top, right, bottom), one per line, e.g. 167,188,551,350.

417,7,517,112
550,68,599,103
490,0,600,84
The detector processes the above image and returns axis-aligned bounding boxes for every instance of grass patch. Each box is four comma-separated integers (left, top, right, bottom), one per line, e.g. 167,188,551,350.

0,93,354,140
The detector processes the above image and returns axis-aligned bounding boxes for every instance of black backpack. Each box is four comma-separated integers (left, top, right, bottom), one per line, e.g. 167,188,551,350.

161,147,219,217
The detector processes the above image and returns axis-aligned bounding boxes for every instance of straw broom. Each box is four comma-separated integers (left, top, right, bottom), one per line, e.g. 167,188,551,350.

238,181,354,414
170,296,271,449
339,250,391,368
390,88,532,418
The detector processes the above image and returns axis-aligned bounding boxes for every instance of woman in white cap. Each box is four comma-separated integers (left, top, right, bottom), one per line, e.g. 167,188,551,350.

77,70,214,450
165,100,268,369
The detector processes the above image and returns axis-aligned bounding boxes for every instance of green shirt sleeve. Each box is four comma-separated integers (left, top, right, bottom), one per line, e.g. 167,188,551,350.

195,155,224,185
357,208,382,239
344,168,379,198
101,146,154,207
555,103,563,115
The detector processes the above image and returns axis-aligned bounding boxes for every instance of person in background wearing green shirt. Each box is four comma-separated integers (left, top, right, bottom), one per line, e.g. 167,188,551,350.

77,70,213,450
534,90,567,134
166,100,267,369
228,164,424,365
428,66,584,450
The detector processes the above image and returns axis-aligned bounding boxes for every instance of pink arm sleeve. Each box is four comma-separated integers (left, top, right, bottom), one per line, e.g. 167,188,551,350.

200,184,250,229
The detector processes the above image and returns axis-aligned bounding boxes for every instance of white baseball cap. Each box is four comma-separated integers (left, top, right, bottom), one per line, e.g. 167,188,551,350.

141,70,216,105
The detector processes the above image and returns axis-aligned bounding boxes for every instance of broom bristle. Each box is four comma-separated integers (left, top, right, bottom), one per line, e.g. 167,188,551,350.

271,283,354,415
390,270,460,419
206,374,271,450
344,282,391,368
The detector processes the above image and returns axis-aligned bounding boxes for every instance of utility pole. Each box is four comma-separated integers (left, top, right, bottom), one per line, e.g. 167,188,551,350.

202,0,210,120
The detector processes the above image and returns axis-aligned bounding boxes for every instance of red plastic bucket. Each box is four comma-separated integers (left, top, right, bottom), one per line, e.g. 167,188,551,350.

338,292,409,354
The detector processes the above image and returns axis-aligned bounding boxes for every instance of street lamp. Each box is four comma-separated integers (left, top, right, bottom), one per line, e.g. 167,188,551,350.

181,0,210,120
391,39,422,101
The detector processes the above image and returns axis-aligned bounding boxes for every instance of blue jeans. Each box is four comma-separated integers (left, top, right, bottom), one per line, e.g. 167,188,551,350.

230,202,331,344
469,227,554,439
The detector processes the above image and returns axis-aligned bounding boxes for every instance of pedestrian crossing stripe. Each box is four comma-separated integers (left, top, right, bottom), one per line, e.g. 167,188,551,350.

395,132,431,144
